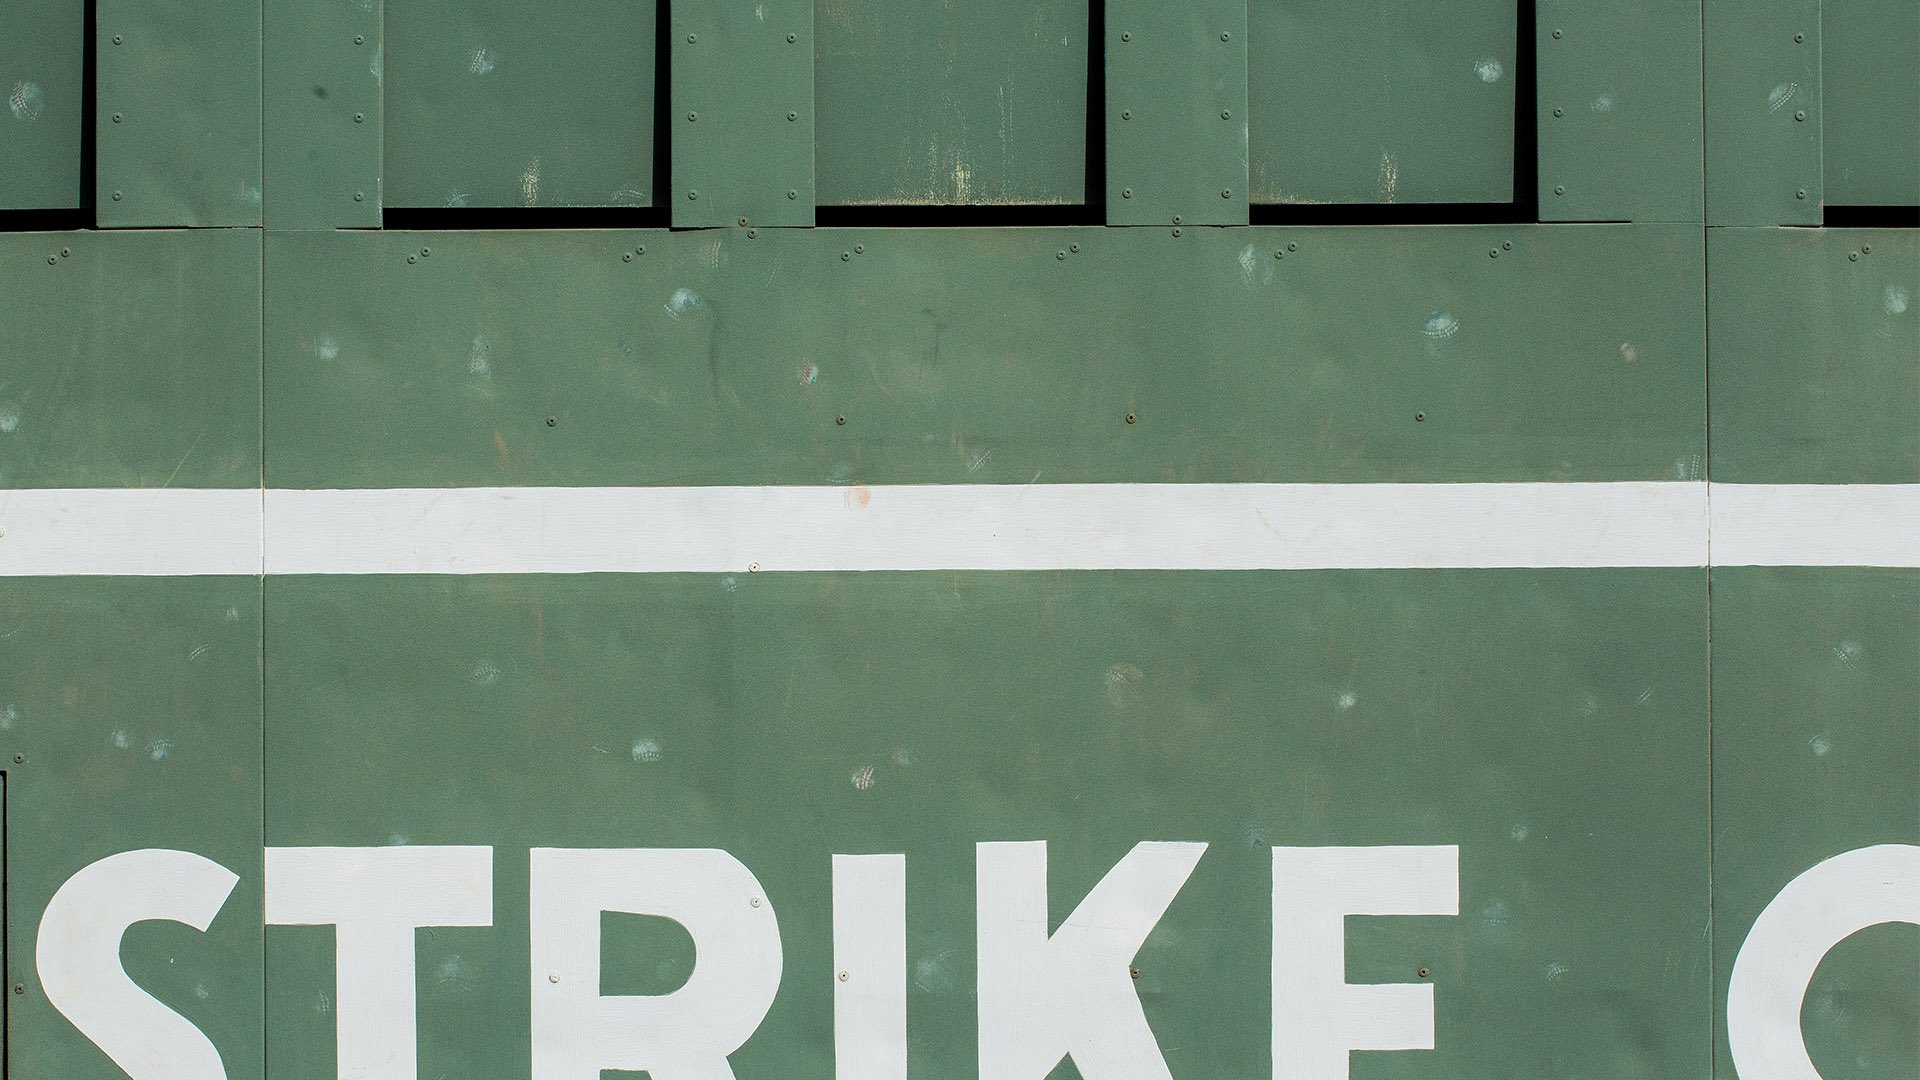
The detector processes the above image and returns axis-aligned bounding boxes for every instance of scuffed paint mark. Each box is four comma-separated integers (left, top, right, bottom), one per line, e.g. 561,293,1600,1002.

720,574,740,593
755,3,766,20
314,336,341,362
369,40,383,84
0,704,16,730
1480,899,1513,929
966,448,992,473
1377,151,1399,203
953,159,973,202
631,737,662,763
851,765,875,791
1421,310,1460,341
1808,733,1833,757
0,404,19,433
111,729,132,750
193,984,210,1001
1237,242,1263,289
1766,82,1798,114
521,158,541,207
9,80,45,121
146,739,172,762
844,486,872,510
1104,662,1145,709
386,833,409,846
798,361,819,386
1620,342,1639,364
469,661,502,687
492,430,509,471
1886,286,1910,316
610,188,647,206
434,955,475,994
1832,640,1864,672
890,747,913,767
316,992,333,1017
224,605,241,623
1335,691,1357,711
469,47,496,76
1674,454,1704,481
1591,91,1617,113
468,333,493,376
1544,960,1572,982
914,951,961,993
664,287,701,318
1473,58,1504,83
1510,823,1530,841
187,643,211,665
444,189,470,208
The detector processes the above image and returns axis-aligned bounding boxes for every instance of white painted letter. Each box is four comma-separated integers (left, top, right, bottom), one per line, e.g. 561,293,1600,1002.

530,848,782,1080
1272,845,1459,1080
977,840,1207,1080
37,849,240,1080
1728,843,1920,1080
265,846,494,1080
834,853,907,1080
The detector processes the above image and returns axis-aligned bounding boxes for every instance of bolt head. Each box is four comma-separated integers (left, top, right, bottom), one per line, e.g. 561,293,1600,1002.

1171,227,1182,237
1551,28,1563,38
1121,188,1132,198
687,33,697,43
787,33,797,43
112,34,123,44
1286,242,1297,252
112,190,124,201
1553,108,1564,117
1794,110,1805,122
787,189,798,199
688,190,699,200
687,111,697,122
1794,32,1804,42
354,34,364,44
1221,31,1231,41
1554,185,1566,195
1121,31,1132,41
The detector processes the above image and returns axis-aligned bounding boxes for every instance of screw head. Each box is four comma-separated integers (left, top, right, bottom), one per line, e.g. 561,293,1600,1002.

1553,107,1564,117
787,111,798,121
353,112,364,123
1121,188,1132,198
1415,413,1426,422
60,247,71,257
1171,227,1182,237
354,34,364,44
112,34,123,44
787,189,798,199
1286,242,1297,252
1793,110,1805,122
546,416,558,427
750,896,762,907
1222,110,1232,120
1221,31,1231,41
623,252,633,262
111,113,122,123
406,254,416,264
1489,249,1500,258
12,753,24,764
1275,249,1285,259
687,111,698,122
1551,28,1563,38
548,973,560,984
47,256,56,265
1794,32,1805,42
1121,110,1131,120
1125,412,1137,425
841,251,851,261
1796,189,1808,199
1057,250,1067,260
787,33,797,43
12,983,23,995
688,190,699,200
1172,215,1182,225
854,244,864,254
1221,189,1231,198
1554,185,1566,195
112,190,123,201
747,228,757,238
1129,967,1141,980
1848,252,1859,261
353,191,364,201
838,971,850,982
835,416,846,426
420,247,430,257
1068,243,1079,253
1418,966,1431,978
687,33,696,43
636,246,645,255
1501,241,1512,250
1121,31,1132,41
1861,244,1871,254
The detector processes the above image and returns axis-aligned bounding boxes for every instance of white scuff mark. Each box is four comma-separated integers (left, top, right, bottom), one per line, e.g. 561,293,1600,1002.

914,951,961,993
443,189,469,208
851,765,875,791
755,3,766,20
1421,310,1459,341
111,729,132,750
242,182,263,206
966,448,992,473
1591,91,1617,113
469,47,496,75
890,747,913,766
664,287,701,318
1237,243,1262,288
797,361,819,386
1104,661,1145,709
1767,82,1798,113
521,158,541,207
9,80,45,121
1378,150,1399,202
720,574,740,593
1544,960,1572,982
1808,733,1833,757
193,984,210,1001
1335,691,1357,711
631,737,662,763
146,739,172,762
1481,899,1513,928
1620,342,1639,364
953,159,972,202
1473,58,1504,83
224,605,241,623
469,661,501,687
468,333,492,376
314,336,341,362
610,188,647,206
369,40,382,84
0,404,19,433
1832,640,1864,672
0,704,16,730
1886,286,1910,316
1510,824,1530,841
187,643,211,664
385,833,409,846
1674,454,1704,481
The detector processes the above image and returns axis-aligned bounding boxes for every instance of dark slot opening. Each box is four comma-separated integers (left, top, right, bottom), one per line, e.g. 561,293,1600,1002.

80,0,98,219
1822,205,1920,229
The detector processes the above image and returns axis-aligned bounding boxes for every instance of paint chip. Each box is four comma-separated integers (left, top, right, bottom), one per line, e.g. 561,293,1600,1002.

8,81,45,121
1473,59,1504,83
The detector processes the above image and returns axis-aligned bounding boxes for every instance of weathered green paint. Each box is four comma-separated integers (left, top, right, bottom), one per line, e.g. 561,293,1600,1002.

263,226,1704,489
94,0,263,226
814,0,1088,206
1705,0,1823,226
382,0,657,210
1106,0,1248,225
0,0,83,209
263,0,383,228
1822,0,1920,206
1249,0,1516,207
0,229,261,489
672,0,815,227
1536,0,1704,222
1707,228,1919,484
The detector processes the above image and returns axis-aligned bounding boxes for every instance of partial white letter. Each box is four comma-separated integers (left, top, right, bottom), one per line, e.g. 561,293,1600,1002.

1728,844,1920,1080
1272,845,1459,1080
977,840,1207,1080
834,853,906,1080
37,849,240,1080
530,848,782,1080
265,845,494,1080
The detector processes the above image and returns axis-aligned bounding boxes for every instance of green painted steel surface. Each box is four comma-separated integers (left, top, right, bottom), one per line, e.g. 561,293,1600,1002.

1708,228,1919,484
94,0,263,227
263,0,382,228
1106,1,1247,225
263,226,1704,489
814,0,1088,206
672,0,815,227
1536,0,1704,222
1705,0,1823,226
1822,0,1920,206
382,0,658,210
1248,0,1516,206
0,0,83,209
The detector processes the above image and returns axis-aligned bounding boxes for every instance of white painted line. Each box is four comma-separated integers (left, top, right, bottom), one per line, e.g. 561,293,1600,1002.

264,482,1710,574
1711,483,1920,567
0,488,262,576
1,483,1910,576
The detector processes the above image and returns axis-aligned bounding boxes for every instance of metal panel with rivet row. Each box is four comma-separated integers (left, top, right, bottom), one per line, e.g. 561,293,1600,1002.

383,0,658,211
263,0,383,228
1536,0,1705,222
672,0,814,227
1249,0,1517,206
814,0,1089,206
0,0,83,209
94,0,262,226
1821,0,1920,206
1705,0,1823,225
1106,0,1248,226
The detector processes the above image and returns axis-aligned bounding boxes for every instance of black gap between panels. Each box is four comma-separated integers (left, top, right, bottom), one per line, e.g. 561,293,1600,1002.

1823,205,1920,229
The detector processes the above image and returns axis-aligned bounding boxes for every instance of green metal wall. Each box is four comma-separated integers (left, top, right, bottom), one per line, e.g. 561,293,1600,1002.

0,2,1915,1078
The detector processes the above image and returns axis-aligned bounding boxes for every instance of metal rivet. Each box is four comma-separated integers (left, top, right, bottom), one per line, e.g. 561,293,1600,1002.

112,34,123,44
687,33,696,43
548,973,560,984
751,897,762,908
1415,413,1426,422
111,113,122,123
854,244,864,254
739,216,749,226
47,256,56,265
841,251,851,261
748,562,760,573
636,246,645,255
787,33,797,43
1069,243,1079,253
1861,244,1871,254
353,113,364,123
1793,32,1805,42
1848,252,1859,261
1286,242,1297,252
1553,108,1564,117
687,111,697,122
788,111,798,121
1221,110,1232,120
1171,227,1182,237
1172,215,1183,224
1551,28,1563,38
1122,110,1132,120
1121,31,1132,41
688,190,699,200
1795,189,1808,199
1121,188,1132,198
1125,413,1137,425
623,252,633,262
406,254,416,264
787,189,798,199
1275,250,1285,259
546,416,557,426
1057,250,1067,260
1221,32,1231,41
1418,966,1430,978
1129,967,1141,980
1794,110,1805,122
1490,249,1500,258
12,984,23,994
112,190,123,201
1554,185,1566,195
352,191,364,202
1502,241,1512,250
353,34,364,45
60,247,71,257
839,971,850,982
747,227,757,238
420,247,430,257
836,416,847,426
12,754,23,764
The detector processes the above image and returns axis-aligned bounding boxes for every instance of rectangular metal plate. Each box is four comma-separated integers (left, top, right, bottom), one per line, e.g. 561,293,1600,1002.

0,0,83,209
814,0,1088,206
672,0,814,227
1705,0,1822,225
382,0,657,210
1106,0,1248,224
263,0,383,228
1249,0,1516,206
1821,0,1920,206
1536,0,1705,222
94,0,263,226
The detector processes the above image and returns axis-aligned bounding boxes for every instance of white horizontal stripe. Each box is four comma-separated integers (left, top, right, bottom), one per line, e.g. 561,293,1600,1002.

1711,484,1920,567
0,488,262,576
264,483,1709,574
0,483,1909,576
